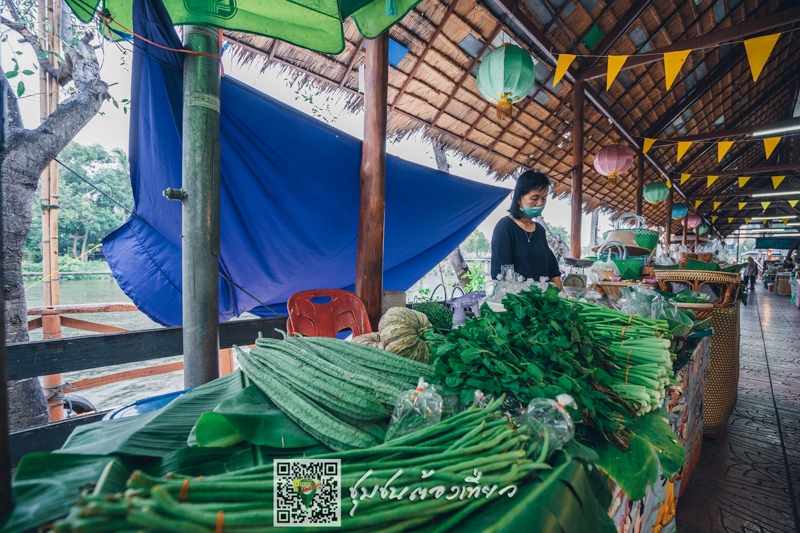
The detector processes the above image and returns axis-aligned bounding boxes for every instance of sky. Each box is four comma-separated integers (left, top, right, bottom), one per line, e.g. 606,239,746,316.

4,33,614,251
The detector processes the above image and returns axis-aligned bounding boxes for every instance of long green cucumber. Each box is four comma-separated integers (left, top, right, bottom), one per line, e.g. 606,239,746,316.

236,348,377,450
303,337,434,379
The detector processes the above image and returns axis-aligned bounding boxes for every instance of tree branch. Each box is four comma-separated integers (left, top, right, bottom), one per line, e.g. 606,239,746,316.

0,70,25,133
1,0,69,84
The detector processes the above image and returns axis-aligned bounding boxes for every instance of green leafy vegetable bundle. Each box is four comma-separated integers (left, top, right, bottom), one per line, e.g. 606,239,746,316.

427,286,637,449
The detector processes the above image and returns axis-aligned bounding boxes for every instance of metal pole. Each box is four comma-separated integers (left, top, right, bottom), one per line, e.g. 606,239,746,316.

570,80,584,259
181,26,220,388
635,147,644,216
0,39,11,521
355,34,389,329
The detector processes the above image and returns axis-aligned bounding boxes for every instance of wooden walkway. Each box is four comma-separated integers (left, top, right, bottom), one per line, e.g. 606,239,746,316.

677,286,800,533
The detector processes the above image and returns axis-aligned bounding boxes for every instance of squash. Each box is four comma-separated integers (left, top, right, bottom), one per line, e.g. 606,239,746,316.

352,332,383,349
378,307,432,364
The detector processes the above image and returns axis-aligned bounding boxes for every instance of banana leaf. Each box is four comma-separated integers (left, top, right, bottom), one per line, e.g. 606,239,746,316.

0,454,129,533
593,413,685,501
189,384,320,449
58,370,245,458
144,443,257,477
459,458,616,532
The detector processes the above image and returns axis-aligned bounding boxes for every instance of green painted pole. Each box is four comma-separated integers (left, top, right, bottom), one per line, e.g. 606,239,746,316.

182,26,220,388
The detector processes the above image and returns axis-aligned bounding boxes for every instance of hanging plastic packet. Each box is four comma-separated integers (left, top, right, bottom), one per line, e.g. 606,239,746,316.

501,394,524,417
519,394,576,449
385,378,443,441
431,385,462,420
473,389,494,408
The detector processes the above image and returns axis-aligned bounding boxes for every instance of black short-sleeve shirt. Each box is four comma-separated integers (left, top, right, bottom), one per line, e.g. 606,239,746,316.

490,216,561,281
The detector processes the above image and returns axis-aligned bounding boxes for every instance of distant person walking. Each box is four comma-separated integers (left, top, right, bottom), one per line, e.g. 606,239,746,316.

743,257,758,291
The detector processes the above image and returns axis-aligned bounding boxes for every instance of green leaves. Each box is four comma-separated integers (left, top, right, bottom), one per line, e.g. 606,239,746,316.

593,413,684,500
16,80,25,97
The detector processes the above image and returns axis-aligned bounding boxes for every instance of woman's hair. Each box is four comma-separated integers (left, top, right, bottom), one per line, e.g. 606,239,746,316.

509,170,551,218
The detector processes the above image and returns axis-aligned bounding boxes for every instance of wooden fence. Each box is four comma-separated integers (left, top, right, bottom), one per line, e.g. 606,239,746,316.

8,316,286,466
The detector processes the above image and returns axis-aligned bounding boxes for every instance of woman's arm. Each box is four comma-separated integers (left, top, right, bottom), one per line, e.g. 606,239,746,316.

551,276,564,290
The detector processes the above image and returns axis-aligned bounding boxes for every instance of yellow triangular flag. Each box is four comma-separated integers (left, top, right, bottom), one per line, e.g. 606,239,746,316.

717,141,734,162
772,176,785,189
712,216,718,223
764,137,781,159
739,176,750,188
745,218,751,224
789,200,798,208
728,217,734,223
739,202,747,210
663,50,691,90
680,173,691,185
666,178,672,189
761,201,771,210
676,141,691,162
607,55,628,90
643,138,656,154
783,219,790,225
695,200,703,209
714,201,722,211
553,54,576,87
707,175,719,188
744,33,780,82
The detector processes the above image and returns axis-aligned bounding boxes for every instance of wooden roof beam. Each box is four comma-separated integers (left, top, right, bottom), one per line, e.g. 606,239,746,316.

431,23,502,126
679,163,800,179
586,0,656,68
339,37,364,88
651,118,800,148
390,0,460,111
578,4,800,81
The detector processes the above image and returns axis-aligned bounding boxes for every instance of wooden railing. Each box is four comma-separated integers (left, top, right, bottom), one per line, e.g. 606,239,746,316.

26,303,241,421
8,316,287,466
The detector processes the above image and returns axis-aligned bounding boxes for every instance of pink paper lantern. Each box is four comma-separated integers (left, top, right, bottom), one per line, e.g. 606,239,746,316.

593,145,635,184
681,215,702,228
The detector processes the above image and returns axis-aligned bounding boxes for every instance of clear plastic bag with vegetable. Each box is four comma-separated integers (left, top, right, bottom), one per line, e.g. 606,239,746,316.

519,394,576,450
385,378,443,441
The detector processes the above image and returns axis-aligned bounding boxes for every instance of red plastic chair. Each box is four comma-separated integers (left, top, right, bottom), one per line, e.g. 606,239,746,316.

286,289,373,338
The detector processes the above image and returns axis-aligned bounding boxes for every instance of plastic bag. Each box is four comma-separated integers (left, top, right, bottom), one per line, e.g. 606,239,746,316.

431,385,462,420
473,389,493,408
519,394,576,449
654,250,677,265
385,378,443,441
501,394,524,417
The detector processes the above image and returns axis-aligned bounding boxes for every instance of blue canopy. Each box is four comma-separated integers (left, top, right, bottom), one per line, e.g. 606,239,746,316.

102,0,511,327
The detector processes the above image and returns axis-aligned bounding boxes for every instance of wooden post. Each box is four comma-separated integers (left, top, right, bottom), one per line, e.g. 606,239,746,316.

694,227,700,252
570,81,584,259
681,219,687,248
40,0,62,422
665,189,673,250
181,26,221,389
635,147,644,216
355,34,389,329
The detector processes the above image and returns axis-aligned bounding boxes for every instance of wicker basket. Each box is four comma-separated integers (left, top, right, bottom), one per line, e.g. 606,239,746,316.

702,304,740,438
676,302,714,320
678,252,697,268
654,270,742,308
697,252,714,262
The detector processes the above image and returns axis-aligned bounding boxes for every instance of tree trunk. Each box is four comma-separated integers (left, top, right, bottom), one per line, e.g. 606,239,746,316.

1,32,109,430
72,232,78,258
589,210,599,247
431,139,470,287
80,226,89,260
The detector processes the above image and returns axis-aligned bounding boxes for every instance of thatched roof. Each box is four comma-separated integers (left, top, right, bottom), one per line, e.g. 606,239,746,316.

222,0,800,236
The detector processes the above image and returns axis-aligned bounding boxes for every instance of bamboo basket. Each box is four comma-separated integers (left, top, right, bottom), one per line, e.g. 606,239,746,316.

654,270,741,308
703,304,740,439
676,302,714,321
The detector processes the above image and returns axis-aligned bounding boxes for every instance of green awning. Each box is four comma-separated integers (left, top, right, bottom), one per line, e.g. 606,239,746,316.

754,237,800,250
67,0,421,53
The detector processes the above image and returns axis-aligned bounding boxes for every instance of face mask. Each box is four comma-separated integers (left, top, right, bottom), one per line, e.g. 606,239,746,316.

522,205,544,218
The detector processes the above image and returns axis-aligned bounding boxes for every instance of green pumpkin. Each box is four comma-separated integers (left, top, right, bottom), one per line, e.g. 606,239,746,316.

476,44,536,120
378,307,432,364
352,332,383,349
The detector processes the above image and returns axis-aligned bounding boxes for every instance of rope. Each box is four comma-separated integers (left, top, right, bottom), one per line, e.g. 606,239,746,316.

25,243,103,291
179,479,190,502
215,511,224,533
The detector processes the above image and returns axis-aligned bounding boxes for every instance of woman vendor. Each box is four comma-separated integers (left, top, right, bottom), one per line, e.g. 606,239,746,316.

491,170,563,289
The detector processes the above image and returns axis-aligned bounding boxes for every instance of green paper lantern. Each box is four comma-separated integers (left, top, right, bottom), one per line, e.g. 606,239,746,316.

476,44,536,120
643,182,669,205
694,223,709,234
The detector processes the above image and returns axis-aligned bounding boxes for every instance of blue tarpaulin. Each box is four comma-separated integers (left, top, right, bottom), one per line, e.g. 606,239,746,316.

102,0,510,327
